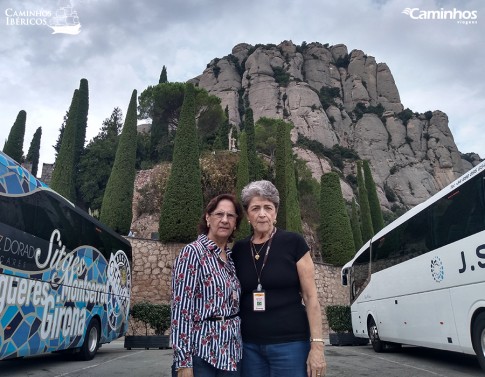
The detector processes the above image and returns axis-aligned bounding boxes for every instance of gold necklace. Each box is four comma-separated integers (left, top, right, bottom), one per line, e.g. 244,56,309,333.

251,239,269,260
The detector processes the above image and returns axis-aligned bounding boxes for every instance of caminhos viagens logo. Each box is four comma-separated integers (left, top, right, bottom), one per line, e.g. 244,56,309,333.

402,7,478,25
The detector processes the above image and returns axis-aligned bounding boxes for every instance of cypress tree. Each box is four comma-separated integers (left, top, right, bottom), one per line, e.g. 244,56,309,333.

275,122,287,229
213,106,230,150
74,78,89,169
3,110,26,162
235,131,251,239
159,83,203,242
51,90,79,201
351,198,363,252
100,90,138,234
363,160,384,233
319,172,355,265
53,112,68,158
25,127,42,177
357,160,374,242
275,120,301,232
245,108,259,181
159,65,168,83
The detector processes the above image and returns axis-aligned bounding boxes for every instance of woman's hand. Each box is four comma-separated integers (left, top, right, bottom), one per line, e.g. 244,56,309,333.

307,342,326,377
177,367,194,377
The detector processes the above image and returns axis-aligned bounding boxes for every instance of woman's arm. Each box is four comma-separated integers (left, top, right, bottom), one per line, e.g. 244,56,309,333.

297,252,327,377
171,245,199,371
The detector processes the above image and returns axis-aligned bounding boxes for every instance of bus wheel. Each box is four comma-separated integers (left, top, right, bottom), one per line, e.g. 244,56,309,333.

472,312,485,371
77,318,100,361
368,317,384,352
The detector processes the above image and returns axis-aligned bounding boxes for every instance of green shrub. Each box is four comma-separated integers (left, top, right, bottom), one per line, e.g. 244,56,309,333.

397,108,414,125
131,302,171,335
335,54,350,69
273,67,290,87
297,136,359,169
319,86,340,110
325,305,352,333
384,183,396,202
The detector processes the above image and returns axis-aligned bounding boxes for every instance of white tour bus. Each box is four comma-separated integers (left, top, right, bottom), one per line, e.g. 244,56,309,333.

341,159,485,370
0,151,132,361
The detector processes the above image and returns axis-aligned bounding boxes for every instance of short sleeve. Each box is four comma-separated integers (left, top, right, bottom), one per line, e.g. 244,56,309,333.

292,232,309,261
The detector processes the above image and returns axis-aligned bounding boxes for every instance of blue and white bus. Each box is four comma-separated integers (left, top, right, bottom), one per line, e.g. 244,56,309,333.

342,160,485,370
0,151,132,361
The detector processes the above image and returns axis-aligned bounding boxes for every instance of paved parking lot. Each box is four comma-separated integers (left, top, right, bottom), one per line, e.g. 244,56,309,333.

0,338,483,377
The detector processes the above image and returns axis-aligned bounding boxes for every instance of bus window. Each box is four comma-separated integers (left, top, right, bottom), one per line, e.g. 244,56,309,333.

351,247,370,302
432,173,485,249
372,208,430,274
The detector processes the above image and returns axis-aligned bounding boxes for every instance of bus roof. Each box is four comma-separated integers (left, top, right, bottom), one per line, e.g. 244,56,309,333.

343,159,485,269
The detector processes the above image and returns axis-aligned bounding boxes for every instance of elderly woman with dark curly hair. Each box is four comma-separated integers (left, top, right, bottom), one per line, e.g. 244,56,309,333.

171,194,244,377
232,181,327,377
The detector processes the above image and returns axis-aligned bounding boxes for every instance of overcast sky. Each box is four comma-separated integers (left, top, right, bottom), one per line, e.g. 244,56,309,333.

1,0,483,176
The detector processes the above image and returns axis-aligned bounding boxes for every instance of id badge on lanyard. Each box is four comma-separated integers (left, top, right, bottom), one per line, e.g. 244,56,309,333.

253,289,266,311
251,227,276,313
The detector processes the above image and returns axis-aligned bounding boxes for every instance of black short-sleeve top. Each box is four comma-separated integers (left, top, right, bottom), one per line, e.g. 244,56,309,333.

232,228,310,344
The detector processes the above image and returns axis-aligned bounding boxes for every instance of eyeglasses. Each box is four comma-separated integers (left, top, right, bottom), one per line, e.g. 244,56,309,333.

211,211,238,221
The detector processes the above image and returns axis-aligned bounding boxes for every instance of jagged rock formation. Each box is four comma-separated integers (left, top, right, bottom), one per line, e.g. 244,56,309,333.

189,40,482,210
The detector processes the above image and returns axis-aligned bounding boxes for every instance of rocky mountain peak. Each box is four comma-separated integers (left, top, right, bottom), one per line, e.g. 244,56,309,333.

189,41,481,211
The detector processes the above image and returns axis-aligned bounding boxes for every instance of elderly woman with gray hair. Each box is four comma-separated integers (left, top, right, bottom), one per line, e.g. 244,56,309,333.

232,180,327,377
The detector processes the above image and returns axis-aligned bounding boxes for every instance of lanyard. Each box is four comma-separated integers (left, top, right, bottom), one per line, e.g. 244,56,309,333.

251,227,277,291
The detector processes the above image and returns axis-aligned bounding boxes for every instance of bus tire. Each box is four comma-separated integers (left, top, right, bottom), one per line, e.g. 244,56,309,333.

77,318,100,361
472,312,485,371
368,317,384,352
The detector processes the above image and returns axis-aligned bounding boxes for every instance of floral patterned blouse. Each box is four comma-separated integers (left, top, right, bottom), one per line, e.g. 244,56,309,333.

171,234,242,371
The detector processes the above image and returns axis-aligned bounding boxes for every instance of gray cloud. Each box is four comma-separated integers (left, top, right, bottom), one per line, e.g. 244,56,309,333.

1,0,483,174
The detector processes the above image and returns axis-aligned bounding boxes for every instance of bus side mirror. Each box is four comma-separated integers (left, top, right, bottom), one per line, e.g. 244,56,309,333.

341,269,348,286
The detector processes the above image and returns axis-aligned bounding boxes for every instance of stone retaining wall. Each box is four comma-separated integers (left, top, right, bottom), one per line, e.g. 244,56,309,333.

127,237,349,336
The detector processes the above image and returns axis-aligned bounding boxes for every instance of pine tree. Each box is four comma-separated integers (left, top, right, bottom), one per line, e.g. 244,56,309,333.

78,108,123,212
146,83,185,162
25,127,42,176
235,131,250,240
275,120,301,232
3,110,26,162
159,65,168,83
159,83,203,242
100,91,138,234
245,108,259,181
50,90,79,201
363,160,384,233
350,198,363,252
357,160,374,242
319,172,355,265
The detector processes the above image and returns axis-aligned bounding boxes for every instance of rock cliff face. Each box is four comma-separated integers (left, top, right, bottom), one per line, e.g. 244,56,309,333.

189,41,481,210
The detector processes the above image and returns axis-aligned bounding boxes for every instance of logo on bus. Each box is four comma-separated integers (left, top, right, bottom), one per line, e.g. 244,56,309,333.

430,256,444,282
107,250,131,330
